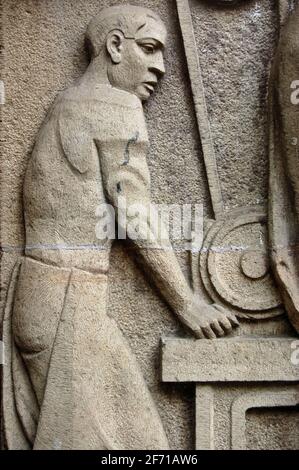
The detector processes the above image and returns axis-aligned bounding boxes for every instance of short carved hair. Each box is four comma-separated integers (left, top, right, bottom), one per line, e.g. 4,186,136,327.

85,4,163,59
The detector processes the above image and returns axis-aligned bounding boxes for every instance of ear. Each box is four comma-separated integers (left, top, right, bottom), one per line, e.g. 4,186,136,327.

106,30,124,64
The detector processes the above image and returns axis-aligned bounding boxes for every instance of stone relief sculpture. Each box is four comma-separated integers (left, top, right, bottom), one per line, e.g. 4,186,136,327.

269,0,299,334
2,5,239,450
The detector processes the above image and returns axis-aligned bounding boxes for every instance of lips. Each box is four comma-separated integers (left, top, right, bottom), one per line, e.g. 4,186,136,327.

143,81,157,93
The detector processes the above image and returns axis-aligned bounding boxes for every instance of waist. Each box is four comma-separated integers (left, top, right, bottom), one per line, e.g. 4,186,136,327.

25,244,110,274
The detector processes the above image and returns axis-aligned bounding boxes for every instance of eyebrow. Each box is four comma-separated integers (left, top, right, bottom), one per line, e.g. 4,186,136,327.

147,14,160,21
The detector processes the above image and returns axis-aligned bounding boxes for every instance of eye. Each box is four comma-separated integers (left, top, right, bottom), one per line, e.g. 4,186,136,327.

140,44,155,54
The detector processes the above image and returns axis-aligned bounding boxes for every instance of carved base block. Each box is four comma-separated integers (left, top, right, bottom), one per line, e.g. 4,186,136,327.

161,337,299,449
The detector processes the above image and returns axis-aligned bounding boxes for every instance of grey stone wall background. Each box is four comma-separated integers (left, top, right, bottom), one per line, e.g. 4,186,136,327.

0,0,296,449
246,407,299,449
191,0,277,209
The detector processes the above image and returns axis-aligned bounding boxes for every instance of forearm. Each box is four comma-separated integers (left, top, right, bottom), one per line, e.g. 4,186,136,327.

122,205,193,316
134,239,192,315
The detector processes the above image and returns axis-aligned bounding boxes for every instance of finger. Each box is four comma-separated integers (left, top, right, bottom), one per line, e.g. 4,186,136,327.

202,325,217,339
194,328,206,340
183,317,206,339
217,309,239,327
213,305,240,327
218,315,233,333
210,321,225,337
224,313,239,328
228,314,240,327
223,311,240,327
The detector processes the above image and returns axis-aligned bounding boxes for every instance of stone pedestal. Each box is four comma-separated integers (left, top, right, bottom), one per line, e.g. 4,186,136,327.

161,337,299,449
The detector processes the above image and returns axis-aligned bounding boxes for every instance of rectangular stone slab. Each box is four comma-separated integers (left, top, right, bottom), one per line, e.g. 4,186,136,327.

161,336,299,382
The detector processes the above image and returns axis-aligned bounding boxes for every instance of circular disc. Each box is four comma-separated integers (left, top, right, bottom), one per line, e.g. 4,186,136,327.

199,206,283,319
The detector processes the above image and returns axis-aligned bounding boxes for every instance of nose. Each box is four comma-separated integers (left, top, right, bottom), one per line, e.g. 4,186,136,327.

149,51,165,79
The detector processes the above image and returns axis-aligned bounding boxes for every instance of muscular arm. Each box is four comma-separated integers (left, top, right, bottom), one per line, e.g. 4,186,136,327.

97,137,238,338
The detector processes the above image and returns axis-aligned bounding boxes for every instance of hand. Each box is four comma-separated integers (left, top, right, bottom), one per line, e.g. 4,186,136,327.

178,297,239,339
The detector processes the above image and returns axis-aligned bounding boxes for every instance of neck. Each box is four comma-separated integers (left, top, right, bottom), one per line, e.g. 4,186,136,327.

79,54,110,89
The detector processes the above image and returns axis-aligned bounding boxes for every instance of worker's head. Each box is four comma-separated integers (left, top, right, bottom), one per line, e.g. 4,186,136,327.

85,5,167,101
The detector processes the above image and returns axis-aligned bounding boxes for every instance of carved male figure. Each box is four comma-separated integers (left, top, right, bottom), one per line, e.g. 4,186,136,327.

269,1,299,334
3,5,238,450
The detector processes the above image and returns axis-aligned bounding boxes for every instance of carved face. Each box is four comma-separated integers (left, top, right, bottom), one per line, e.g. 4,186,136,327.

107,18,167,101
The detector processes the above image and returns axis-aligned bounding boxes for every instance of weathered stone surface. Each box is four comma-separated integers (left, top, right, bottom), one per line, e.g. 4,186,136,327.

1,0,299,451
161,337,299,382
246,407,299,450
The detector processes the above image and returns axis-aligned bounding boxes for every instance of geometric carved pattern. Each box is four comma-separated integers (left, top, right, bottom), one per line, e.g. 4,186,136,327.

231,389,299,449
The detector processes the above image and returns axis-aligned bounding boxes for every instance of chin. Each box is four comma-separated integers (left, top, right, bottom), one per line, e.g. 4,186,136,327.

136,86,152,102
140,94,151,102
